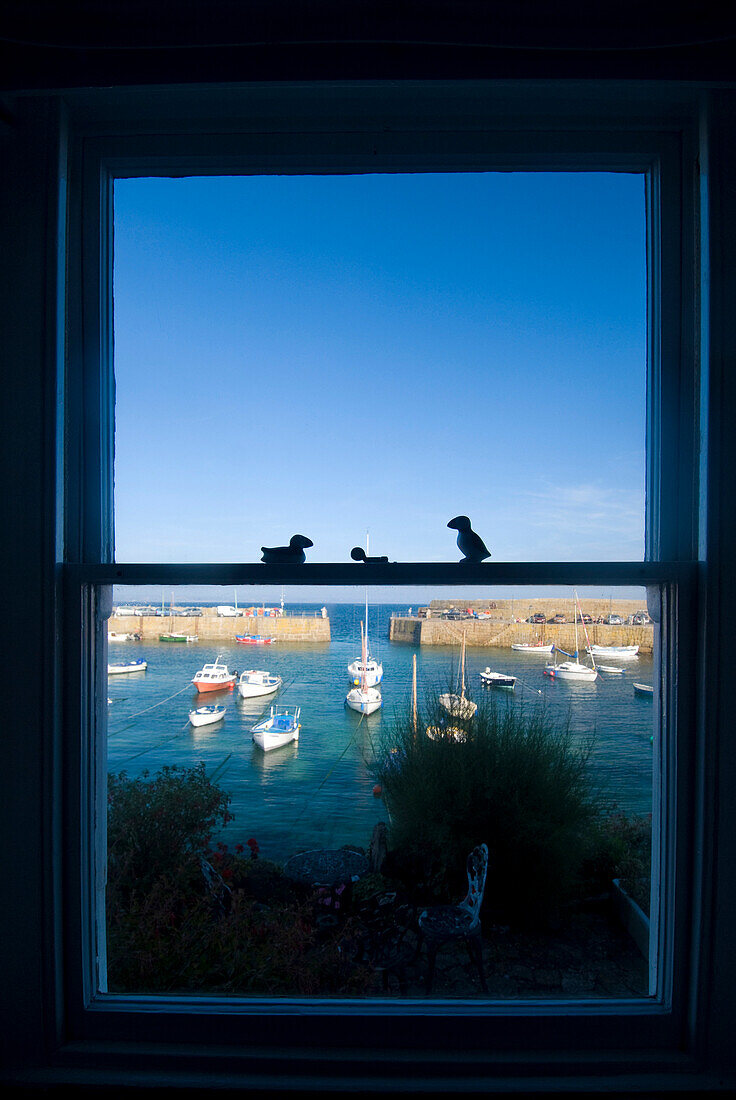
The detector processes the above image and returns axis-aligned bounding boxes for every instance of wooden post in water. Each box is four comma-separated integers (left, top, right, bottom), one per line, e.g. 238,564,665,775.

412,653,417,741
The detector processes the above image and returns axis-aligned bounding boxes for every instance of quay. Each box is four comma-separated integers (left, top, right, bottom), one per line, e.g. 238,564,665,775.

390,598,653,654
110,607,331,642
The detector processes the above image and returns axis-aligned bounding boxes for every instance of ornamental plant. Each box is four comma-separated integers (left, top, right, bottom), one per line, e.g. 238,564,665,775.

373,692,598,925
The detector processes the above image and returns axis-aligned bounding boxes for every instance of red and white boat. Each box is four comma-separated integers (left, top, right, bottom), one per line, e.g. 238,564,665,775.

236,634,275,645
191,655,237,693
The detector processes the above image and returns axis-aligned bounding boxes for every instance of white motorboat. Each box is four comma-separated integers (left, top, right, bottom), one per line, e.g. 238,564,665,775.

633,682,654,696
192,655,237,693
346,618,382,714
107,659,147,675
588,644,639,659
189,704,226,727
480,668,516,690
511,641,554,653
237,669,282,698
544,593,598,682
348,573,383,686
597,664,626,674
252,705,301,751
440,630,478,717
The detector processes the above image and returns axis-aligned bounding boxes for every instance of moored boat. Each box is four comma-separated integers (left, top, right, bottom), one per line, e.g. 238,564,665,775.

348,583,383,686
479,668,516,690
544,593,598,682
189,704,226,727
192,655,237,693
346,617,382,714
511,642,554,653
252,705,301,751
633,682,654,696
107,659,147,675
160,632,198,643
440,630,478,717
588,644,639,659
236,634,275,645
237,669,282,698
597,664,626,674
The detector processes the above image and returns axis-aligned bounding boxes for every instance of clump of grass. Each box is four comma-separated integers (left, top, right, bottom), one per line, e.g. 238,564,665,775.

373,691,598,925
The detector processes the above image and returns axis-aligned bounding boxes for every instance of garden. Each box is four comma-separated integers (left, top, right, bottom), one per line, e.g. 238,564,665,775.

106,696,651,998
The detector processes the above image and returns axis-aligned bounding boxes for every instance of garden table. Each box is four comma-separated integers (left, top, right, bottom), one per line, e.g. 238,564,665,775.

283,847,368,887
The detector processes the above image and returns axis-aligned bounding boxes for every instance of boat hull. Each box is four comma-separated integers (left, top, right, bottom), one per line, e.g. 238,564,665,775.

252,723,299,751
480,672,516,689
237,674,282,698
588,645,639,659
345,688,382,714
193,677,236,693
544,662,598,681
347,660,383,686
236,635,275,645
439,693,478,718
189,706,226,727
108,660,147,674
633,682,653,696
511,643,554,653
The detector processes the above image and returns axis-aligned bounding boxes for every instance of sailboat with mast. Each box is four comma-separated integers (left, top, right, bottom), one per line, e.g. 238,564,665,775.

346,618,383,714
439,630,478,718
347,542,383,687
543,592,598,681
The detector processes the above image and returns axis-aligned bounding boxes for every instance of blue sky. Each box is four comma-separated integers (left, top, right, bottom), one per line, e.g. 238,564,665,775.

113,172,646,570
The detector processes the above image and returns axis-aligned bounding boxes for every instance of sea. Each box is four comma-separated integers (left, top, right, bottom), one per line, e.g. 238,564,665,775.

106,603,654,863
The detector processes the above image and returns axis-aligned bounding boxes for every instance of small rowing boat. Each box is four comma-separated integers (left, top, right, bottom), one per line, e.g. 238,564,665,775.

633,682,653,696
189,705,226,727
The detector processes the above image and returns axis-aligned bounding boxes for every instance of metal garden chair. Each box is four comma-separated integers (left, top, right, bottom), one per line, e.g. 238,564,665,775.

415,842,489,994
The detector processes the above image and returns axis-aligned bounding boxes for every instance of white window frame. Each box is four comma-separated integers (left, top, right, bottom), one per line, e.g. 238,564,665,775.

52,81,708,1087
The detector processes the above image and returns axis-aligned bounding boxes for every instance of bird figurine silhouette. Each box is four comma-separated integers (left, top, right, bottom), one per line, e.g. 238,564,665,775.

260,534,313,564
447,516,491,563
351,546,389,564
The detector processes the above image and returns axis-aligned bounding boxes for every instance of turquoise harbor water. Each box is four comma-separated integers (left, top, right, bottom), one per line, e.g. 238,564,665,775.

106,604,654,862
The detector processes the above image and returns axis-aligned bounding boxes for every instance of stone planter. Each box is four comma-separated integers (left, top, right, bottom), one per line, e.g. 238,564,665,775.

611,877,649,959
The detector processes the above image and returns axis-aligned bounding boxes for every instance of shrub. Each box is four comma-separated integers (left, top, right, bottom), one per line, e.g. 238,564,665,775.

373,693,598,925
583,810,652,914
107,762,232,902
106,764,373,996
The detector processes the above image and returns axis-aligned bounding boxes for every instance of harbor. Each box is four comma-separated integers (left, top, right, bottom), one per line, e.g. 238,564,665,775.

390,597,654,653
110,605,331,642
106,601,654,864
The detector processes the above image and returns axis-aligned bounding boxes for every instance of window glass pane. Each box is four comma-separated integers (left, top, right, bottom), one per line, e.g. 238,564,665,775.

112,173,646,563
104,584,654,999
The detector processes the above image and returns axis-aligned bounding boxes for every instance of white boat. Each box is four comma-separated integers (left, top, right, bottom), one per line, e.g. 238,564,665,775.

192,655,237,693
511,642,554,653
544,593,598,682
587,644,639,659
252,705,301,751
479,668,516,690
346,619,383,714
633,682,654,696
238,669,282,698
108,631,134,641
440,630,478,717
348,572,383,686
189,704,226,727
107,659,147,675
597,664,626,674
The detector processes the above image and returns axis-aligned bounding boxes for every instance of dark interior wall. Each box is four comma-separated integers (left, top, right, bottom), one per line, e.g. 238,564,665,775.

1,1,735,91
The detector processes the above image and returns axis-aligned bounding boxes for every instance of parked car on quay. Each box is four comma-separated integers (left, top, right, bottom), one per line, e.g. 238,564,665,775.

528,613,547,624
